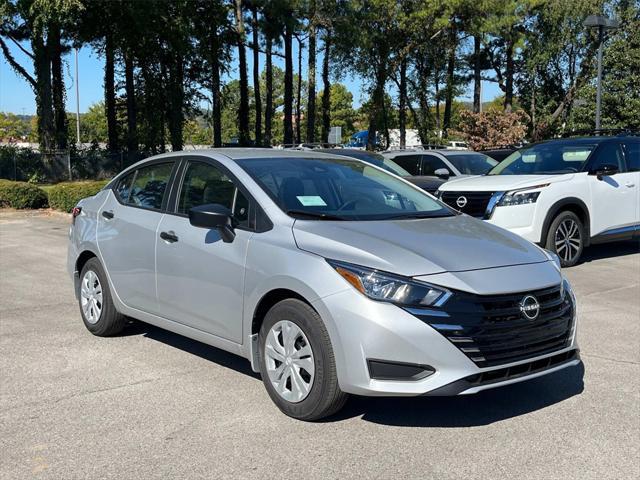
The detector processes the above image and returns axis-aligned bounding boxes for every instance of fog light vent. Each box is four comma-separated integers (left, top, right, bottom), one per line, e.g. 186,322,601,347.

367,360,435,381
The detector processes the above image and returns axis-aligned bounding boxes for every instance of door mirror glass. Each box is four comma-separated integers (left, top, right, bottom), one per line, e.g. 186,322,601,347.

589,163,619,179
189,204,236,242
434,168,450,180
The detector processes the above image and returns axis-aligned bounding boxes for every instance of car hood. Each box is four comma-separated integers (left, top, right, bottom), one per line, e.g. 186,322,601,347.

439,174,574,191
292,215,549,277
404,176,445,193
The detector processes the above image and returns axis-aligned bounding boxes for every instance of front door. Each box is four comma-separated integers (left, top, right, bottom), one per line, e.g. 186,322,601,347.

155,159,251,343
97,161,175,312
586,142,637,236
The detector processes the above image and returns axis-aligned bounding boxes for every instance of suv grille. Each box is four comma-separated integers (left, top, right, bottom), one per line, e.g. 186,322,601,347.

410,285,574,368
441,191,494,217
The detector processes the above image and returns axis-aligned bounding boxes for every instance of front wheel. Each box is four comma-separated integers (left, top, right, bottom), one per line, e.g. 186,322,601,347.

258,299,348,421
545,211,585,268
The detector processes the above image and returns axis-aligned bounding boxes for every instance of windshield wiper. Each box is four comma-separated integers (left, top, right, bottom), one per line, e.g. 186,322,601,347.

383,212,454,220
286,210,347,220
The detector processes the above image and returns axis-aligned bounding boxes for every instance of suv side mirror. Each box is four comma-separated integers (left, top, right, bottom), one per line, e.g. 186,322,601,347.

189,203,236,243
434,168,450,180
589,163,619,180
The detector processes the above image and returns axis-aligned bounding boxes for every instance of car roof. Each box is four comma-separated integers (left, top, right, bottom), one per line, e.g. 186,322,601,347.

316,148,384,159
384,149,485,157
148,148,352,161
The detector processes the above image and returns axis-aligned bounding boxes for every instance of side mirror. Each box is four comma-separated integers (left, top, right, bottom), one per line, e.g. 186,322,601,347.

189,203,236,243
589,163,619,180
434,168,451,180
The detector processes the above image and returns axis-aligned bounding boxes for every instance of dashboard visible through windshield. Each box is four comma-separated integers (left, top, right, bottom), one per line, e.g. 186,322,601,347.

237,156,454,221
489,143,596,175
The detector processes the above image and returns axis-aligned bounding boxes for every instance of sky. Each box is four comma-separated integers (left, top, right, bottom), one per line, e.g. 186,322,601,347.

0,40,502,116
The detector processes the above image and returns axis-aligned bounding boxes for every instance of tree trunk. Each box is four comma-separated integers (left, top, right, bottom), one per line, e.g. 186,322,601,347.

321,33,331,144
124,51,138,161
367,55,387,151
283,23,294,145
234,0,250,145
211,29,223,147
295,36,303,144
104,34,119,152
443,29,456,134
167,54,184,151
265,36,273,146
49,23,68,151
32,35,55,154
251,5,262,146
306,0,316,143
504,38,514,113
434,72,441,136
399,57,407,148
473,35,482,113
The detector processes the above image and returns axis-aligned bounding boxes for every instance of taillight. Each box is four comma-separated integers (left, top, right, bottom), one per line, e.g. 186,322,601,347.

71,206,82,225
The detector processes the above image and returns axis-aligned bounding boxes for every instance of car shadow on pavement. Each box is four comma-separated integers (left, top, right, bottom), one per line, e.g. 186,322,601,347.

121,321,261,380
579,240,639,264
328,362,585,427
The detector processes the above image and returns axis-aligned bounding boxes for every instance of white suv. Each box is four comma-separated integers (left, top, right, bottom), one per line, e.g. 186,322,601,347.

437,136,640,267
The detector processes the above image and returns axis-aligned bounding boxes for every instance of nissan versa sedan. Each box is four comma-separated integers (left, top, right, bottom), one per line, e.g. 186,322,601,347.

68,149,581,420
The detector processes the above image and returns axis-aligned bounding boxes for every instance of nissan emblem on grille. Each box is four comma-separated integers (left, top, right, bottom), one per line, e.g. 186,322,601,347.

520,295,540,320
456,196,468,208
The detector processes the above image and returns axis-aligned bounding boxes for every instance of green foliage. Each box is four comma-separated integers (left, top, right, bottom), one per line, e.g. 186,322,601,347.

47,180,109,212
0,179,49,209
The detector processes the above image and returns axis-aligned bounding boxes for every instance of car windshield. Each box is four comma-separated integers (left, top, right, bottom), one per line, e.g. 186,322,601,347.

237,156,453,221
445,153,498,175
488,143,596,175
329,150,411,177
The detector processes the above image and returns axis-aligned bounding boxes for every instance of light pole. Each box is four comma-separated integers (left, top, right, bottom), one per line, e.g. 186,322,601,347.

583,14,619,132
75,47,81,147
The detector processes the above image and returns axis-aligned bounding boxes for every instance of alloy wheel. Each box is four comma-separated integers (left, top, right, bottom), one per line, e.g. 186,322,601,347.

264,320,315,403
80,270,103,324
554,219,582,263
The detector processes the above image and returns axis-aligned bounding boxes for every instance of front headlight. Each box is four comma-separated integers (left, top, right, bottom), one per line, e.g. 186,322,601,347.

327,260,451,307
498,184,549,206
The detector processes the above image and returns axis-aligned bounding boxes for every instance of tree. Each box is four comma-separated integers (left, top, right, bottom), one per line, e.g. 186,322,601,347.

453,109,529,149
234,0,251,145
306,0,317,143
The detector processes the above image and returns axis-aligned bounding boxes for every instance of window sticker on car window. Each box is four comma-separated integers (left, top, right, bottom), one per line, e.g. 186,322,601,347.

296,195,327,207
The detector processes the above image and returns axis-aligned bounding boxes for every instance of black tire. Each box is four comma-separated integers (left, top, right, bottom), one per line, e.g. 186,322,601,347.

545,211,585,268
258,299,348,421
78,258,126,336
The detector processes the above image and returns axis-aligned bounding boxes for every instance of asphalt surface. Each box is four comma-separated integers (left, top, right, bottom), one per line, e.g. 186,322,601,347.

1,210,639,479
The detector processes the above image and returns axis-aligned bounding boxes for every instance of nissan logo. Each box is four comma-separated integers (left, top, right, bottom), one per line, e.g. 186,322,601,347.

456,196,468,208
520,295,540,320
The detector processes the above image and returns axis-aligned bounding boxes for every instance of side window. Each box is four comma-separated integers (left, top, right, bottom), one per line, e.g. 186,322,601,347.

114,172,134,203
392,155,421,175
590,143,625,172
624,142,640,172
128,162,174,210
178,162,250,227
421,154,450,176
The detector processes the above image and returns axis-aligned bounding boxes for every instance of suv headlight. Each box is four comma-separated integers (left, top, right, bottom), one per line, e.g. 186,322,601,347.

327,260,451,307
498,184,549,206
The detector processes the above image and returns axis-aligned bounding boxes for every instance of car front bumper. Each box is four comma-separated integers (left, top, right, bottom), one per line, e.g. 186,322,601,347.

312,286,579,397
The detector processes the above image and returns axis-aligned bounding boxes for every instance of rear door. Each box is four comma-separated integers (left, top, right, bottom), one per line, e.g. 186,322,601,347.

622,140,640,229
421,154,453,176
97,160,176,313
154,157,253,343
586,141,637,236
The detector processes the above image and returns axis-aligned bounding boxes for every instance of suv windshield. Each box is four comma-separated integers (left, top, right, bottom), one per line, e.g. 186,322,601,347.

445,153,497,175
489,143,596,175
237,156,453,220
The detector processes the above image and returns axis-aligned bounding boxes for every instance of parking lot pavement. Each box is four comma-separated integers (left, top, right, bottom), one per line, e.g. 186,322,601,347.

0,210,638,480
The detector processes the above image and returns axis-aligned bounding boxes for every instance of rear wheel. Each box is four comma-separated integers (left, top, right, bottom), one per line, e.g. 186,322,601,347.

258,299,347,421
545,211,585,267
78,258,126,336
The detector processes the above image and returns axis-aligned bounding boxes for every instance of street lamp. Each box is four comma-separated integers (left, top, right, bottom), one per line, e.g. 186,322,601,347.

583,14,620,132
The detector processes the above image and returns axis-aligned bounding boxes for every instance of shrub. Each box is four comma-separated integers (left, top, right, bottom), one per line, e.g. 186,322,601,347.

452,110,529,150
0,146,46,182
47,180,109,212
0,179,49,209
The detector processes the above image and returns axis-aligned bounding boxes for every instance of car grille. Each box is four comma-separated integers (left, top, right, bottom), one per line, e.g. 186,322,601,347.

441,191,495,217
409,285,574,368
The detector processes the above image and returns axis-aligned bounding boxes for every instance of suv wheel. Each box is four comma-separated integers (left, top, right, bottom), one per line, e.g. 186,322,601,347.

545,211,585,267
79,258,126,336
258,299,348,421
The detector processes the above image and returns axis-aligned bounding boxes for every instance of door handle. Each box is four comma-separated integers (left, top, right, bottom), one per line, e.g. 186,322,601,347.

160,231,179,243
102,210,114,219
625,182,635,188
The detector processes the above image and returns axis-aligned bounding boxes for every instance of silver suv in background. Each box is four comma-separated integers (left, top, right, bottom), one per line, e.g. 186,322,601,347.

68,149,580,420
